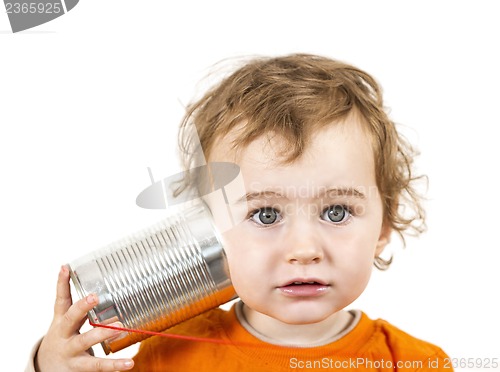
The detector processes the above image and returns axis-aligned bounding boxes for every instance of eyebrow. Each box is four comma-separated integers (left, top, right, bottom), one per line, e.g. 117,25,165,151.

236,187,367,204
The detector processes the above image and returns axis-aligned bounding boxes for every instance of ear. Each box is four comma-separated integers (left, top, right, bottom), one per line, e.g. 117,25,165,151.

375,222,392,257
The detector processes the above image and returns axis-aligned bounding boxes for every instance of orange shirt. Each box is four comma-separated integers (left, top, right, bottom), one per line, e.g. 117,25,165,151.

131,303,452,371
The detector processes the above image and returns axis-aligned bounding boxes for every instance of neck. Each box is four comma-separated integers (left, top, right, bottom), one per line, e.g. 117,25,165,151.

239,302,355,347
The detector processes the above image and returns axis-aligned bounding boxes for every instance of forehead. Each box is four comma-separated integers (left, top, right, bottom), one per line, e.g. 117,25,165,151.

209,116,376,196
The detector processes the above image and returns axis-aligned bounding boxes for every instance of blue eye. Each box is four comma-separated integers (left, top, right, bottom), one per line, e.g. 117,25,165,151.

321,205,351,224
250,208,282,225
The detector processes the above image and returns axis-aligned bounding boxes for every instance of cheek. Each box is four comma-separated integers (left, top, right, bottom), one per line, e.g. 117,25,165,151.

224,249,263,304
329,232,378,285
221,227,280,301
221,222,280,265
330,225,378,259
221,228,262,281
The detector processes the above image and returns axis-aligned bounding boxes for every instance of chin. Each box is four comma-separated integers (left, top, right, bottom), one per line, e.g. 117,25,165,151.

271,304,336,325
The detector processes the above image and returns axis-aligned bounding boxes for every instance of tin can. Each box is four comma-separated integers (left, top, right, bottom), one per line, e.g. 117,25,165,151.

68,202,235,354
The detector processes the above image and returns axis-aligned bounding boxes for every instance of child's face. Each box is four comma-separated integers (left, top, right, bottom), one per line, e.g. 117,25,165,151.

209,115,390,325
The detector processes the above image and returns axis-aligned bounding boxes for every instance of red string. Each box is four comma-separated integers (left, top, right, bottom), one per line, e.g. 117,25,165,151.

89,322,364,357
89,322,259,347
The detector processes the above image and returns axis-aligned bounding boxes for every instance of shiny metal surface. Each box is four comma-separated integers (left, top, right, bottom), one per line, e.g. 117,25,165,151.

69,202,235,354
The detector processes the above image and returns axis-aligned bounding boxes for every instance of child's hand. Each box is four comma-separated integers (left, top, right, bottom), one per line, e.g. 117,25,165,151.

35,266,134,372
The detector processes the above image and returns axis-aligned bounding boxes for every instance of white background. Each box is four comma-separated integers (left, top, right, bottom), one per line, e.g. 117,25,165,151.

1,1,499,371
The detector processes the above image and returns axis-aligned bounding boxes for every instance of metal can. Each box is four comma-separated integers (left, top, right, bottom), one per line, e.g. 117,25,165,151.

68,202,235,354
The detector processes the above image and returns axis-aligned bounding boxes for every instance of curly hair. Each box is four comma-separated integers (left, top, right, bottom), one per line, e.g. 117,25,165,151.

177,53,426,269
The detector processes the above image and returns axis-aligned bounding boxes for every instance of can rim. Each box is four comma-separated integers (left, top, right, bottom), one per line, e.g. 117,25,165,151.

68,265,112,354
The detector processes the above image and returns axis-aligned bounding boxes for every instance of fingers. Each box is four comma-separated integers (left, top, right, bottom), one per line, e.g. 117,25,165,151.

42,267,135,372
53,264,101,338
74,356,134,372
72,322,124,352
54,265,73,316
60,293,98,337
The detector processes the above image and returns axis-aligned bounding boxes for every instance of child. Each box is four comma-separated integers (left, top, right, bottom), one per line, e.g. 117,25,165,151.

29,54,452,371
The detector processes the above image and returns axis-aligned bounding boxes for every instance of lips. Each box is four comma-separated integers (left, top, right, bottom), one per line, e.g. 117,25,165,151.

282,278,328,286
278,278,330,297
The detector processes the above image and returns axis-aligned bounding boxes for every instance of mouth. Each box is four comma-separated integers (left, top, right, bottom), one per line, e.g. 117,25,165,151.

278,279,330,297
281,278,328,286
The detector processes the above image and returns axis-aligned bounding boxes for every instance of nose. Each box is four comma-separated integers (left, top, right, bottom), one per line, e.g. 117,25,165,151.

284,223,324,264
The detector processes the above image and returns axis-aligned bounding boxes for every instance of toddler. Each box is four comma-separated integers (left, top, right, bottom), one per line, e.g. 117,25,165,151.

29,54,452,371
